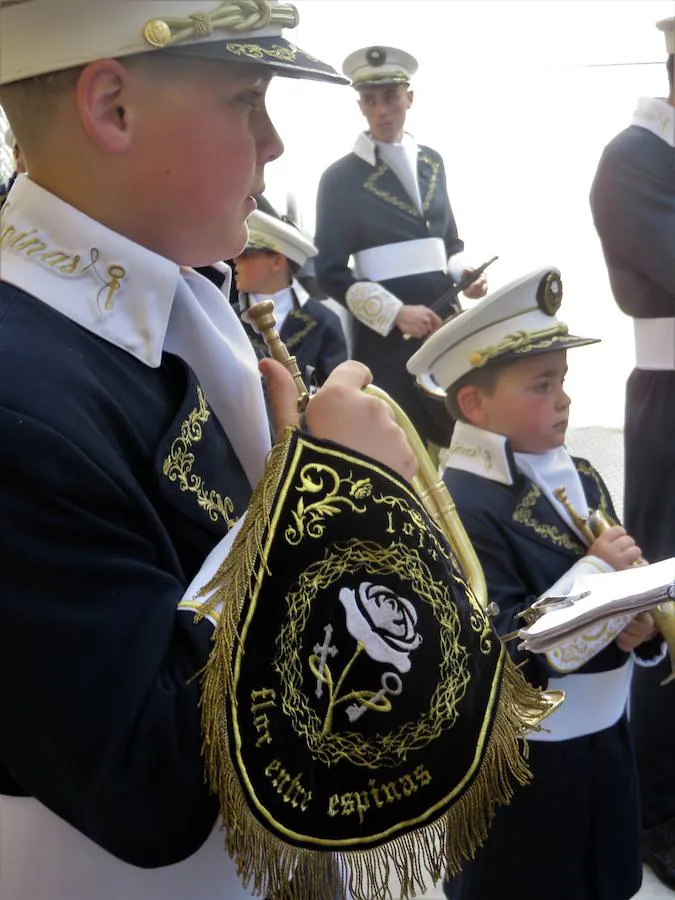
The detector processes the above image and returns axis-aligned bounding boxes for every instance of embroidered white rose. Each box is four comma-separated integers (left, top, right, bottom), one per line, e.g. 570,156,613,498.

338,582,423,673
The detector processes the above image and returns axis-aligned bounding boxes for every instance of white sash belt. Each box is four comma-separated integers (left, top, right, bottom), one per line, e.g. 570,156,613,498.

527,659,632,742
352,237,447,282
634,317,675,370
0,797,257,900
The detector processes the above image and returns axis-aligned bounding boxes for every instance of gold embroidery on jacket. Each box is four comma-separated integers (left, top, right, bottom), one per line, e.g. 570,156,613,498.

512,484,584,553
363,152,440,217
162,386,237,529
285,310,318,350
0,212,127,310
576,461,611,518
364,162,418,216
418,152,440,212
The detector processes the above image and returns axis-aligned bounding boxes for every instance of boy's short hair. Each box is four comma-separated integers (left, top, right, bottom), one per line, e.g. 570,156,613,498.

444,362,503,423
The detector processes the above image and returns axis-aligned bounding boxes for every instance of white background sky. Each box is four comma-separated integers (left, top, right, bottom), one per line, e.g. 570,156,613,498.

261,0,674,427
1,1,672,427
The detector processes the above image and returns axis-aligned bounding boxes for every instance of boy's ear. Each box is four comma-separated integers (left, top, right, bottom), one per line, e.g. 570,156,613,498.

76,59,134,154
271,253,287,274
456,385,487,426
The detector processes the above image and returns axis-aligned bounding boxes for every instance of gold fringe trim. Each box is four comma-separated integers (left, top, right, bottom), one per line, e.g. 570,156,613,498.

196,426,295,696
196,428,556,899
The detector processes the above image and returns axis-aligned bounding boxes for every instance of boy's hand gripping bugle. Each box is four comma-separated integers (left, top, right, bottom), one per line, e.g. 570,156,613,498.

555,486,675,684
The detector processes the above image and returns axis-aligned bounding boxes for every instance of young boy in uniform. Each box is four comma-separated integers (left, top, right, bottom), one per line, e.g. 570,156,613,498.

232,202,348,385
0,3,419,899
0,4,559,900
408,266,661,900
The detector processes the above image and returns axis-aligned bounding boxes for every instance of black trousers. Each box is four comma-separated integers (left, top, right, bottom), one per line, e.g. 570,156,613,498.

630,656,675,829
624,370,675,830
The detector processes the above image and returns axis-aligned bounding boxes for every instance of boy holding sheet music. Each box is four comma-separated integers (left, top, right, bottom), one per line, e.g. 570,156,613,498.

408,266,661,900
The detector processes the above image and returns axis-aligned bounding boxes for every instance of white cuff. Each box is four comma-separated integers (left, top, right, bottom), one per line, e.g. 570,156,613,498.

543,556,629,673
177,514,247,627
447,252,468,283
633,640,669,668
345,281,403,336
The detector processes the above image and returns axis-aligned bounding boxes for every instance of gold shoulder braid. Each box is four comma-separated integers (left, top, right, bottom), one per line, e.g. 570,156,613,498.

193,428,553,899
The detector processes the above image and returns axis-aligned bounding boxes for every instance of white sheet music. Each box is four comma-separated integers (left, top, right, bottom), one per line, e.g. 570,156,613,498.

519,557,675,652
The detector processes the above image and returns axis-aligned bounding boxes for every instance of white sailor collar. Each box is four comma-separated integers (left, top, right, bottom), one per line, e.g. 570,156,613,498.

0,175,180,368
246,281,308,310
445,421,514,486
632,97,675,149
446,422,591,543
352,130,418,167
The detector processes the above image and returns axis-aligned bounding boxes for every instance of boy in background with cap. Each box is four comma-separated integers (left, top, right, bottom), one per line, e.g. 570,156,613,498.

232,202,348,385
408,267,659,900
590,18,675,885
0,2,420,898
314,46,487,451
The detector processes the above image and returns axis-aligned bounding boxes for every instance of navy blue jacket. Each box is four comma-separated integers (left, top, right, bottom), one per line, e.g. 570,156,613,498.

238,291,348,387
444,458,627,686
590,123,675,565
0,283,252,867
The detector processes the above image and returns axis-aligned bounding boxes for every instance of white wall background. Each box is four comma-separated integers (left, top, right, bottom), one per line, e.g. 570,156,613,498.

1,1,672,426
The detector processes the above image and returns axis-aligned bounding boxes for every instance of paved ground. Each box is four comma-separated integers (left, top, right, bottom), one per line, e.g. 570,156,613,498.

388,427,673,898
566,425,625,521
389,863,670,898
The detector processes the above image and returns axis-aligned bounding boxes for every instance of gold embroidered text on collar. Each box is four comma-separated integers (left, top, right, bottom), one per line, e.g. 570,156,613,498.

163,386,238,529
143,0,299,48
448,443,493,471
0,214,127,312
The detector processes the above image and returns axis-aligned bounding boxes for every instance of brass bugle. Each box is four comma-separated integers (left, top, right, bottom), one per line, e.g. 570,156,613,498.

245,298,565,726
244,299,310,412
555,486,675,686
245,300,489,605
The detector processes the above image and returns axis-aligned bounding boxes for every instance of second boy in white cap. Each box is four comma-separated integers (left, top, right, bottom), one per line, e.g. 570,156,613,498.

233,203,348,385
409,266,660,900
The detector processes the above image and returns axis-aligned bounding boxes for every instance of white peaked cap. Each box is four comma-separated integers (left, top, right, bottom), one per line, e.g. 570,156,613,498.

0,0,347,86
342,45,418,89
245,209,317,268
407,267,599,398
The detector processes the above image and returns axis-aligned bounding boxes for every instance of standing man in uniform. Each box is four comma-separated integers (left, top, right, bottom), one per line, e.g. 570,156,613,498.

589,15,675,890
314,46,488,449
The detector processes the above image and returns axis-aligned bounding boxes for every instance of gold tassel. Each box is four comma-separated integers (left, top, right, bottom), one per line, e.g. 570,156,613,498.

202,659,546,897
195,428,553,899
